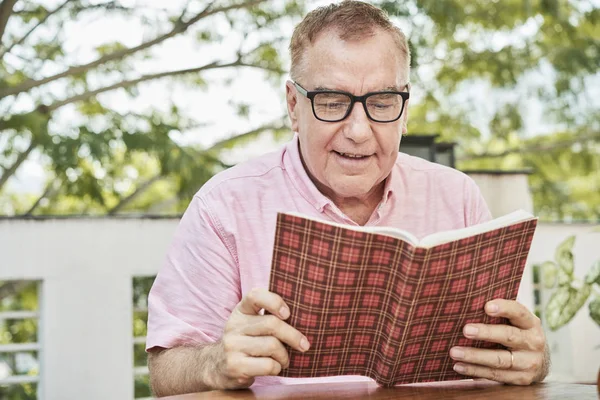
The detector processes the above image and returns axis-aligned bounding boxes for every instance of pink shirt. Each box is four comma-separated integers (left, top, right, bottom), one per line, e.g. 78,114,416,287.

147,134,492,386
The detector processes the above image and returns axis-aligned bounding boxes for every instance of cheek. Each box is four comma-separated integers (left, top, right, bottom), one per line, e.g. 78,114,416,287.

299,127,330,169
377,129,401,156
303,125,337,156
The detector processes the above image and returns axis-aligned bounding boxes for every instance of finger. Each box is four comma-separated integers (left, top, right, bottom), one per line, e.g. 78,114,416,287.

450,347,519,370
236,336,290,369
243,314,310,352
453,362,535,386
225,353,284,379
484,299,539,330
463,322,540,351
237,288,290,319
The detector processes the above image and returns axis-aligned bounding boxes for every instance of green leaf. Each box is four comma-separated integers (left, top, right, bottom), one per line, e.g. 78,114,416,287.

540,261,559,289
545,284,591,331
95,41,127,57
557,266,572,286
555,235,575,275
20,5,48,23
235,103,250,118
585,260,600,285
589,296,600,327
196,31,222,42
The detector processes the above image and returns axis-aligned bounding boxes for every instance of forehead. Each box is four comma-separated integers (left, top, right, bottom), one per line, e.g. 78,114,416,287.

301,29,408,92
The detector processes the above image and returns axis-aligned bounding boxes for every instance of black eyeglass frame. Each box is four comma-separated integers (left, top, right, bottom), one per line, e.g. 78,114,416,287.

293,81,410,123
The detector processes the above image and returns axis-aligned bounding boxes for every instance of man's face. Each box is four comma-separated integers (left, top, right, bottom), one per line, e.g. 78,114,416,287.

286,29,410,201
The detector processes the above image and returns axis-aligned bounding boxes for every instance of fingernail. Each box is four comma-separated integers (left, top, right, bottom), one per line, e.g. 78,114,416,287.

454,364,466,373
464,325,479,336
279,307,290,319
300,337,310,351
487,303,499,314
450,348,465,360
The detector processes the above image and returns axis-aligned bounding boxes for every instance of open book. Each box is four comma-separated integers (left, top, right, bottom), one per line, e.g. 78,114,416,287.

268,210,538,386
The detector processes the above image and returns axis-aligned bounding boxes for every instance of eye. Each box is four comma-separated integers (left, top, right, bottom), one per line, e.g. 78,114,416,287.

323,102,346,109
371,103,392,110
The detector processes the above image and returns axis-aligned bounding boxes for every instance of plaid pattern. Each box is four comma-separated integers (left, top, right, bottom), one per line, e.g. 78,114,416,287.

268,213,538,386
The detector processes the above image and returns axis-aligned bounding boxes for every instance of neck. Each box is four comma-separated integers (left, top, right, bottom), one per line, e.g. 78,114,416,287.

331,188,384,226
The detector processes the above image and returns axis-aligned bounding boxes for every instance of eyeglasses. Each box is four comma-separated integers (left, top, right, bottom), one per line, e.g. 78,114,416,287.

293,81,410,123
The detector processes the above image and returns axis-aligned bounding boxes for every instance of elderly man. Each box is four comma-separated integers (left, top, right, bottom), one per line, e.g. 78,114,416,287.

146,1,549,396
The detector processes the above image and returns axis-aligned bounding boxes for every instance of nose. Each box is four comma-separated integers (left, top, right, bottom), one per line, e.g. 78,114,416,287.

343,101,372,143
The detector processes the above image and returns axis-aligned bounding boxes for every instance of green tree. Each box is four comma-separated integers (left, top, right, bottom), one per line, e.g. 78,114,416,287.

380,0,599,221
0,0,302,215
1,0,598,220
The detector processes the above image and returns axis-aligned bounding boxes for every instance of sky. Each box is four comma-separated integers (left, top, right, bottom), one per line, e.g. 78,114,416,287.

4,0,599,194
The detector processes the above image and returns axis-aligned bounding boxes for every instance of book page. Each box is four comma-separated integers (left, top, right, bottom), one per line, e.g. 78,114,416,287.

283,211,419,246
419,209,535,248
360,226,419,245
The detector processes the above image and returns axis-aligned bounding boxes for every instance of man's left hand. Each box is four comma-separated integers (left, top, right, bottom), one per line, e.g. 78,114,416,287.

449,299,549,385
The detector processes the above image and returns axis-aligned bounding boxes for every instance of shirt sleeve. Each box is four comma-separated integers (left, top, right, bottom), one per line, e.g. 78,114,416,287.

146,195,241,351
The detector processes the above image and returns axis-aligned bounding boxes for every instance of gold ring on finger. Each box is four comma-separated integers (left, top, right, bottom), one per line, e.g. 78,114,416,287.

507,349,514,369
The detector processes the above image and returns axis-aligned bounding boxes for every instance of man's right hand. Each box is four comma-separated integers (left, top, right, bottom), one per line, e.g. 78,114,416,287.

213,288,310,389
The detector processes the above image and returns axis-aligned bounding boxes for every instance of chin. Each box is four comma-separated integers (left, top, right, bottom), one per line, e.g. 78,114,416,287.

329,181,375,198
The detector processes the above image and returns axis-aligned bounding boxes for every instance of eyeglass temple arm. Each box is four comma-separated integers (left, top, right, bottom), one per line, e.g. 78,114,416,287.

293,82,308,97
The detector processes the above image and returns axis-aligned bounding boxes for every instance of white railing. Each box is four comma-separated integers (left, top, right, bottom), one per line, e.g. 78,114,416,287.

0,311,39,320
0,282,42,393
0,343,41,352
0,218,177,400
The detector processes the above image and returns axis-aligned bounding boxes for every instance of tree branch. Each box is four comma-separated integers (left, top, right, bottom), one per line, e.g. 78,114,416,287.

44,59,285,113
0,139,36,192
0,0,18,44
0,0,268,100
146,196,180,214
22,179,60,216
207,119,288,152
0,0,72,59
459,131,600,161
107,174,163,215
105,118,287,215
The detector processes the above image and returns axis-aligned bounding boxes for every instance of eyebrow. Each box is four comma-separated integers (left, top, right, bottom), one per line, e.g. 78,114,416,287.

313,85,403,92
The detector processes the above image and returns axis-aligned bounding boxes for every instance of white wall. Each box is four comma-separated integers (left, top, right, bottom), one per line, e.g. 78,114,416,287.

0,218,178,400
468,173,534,219
0,210,599,398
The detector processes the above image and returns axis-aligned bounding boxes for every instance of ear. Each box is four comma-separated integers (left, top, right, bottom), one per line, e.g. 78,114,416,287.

286,80,299,132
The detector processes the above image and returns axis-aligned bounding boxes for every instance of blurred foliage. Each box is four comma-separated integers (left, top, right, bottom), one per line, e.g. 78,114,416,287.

0,0,302,216
0,383,37,400
0,0,596,220
134,375,151,399
132,276,155,397
379,0,600,221
0,281,39,399
536,236,600,330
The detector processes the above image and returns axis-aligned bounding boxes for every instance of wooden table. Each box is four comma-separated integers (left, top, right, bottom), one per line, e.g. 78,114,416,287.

164,380,599,399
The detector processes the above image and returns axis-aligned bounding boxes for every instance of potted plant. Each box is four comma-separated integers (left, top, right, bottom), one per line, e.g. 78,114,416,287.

537,235,600,390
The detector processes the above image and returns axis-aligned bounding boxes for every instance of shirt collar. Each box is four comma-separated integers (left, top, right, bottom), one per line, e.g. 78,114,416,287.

283,133,396,213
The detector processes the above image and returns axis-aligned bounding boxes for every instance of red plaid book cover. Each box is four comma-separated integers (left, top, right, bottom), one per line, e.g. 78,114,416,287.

268,213,538,386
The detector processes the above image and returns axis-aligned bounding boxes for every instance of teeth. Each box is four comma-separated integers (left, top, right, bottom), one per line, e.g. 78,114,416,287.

339,152,365,158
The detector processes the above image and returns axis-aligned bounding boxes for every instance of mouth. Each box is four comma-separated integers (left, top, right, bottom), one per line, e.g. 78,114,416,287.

334,151,373,159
